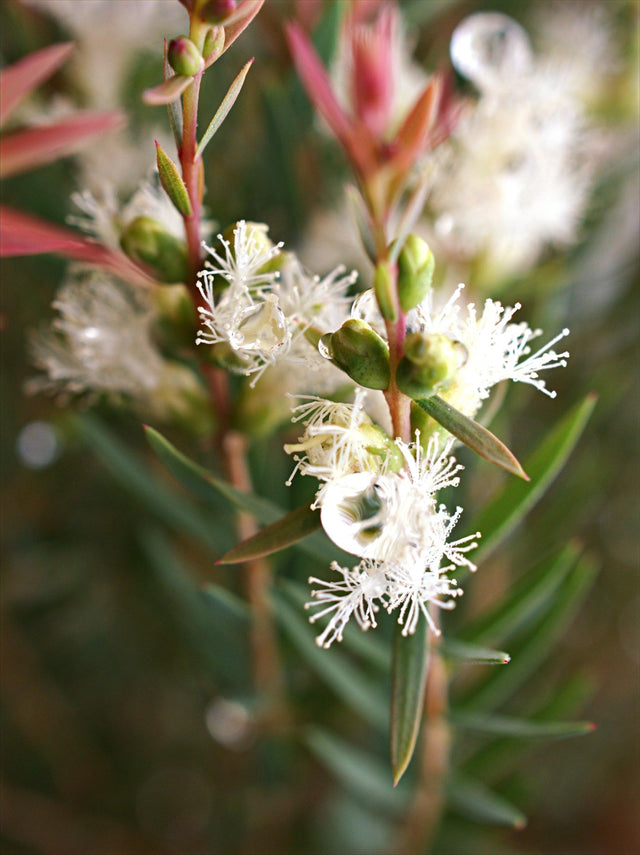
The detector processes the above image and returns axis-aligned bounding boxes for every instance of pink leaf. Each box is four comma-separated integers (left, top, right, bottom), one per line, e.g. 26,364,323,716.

389,76,441,177
0,111,125,179
0,42,74,128
286,21,377,178
0,206,156,288
223,0,265,53
143,73,193,106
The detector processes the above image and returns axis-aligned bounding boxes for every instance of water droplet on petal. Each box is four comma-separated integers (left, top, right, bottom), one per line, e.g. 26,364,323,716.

450,13,533,92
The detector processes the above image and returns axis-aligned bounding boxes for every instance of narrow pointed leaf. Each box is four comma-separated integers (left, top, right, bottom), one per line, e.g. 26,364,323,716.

390,618,430,785
460,553,599,713
306,727,409,814
222,0,265,54
415,395,528,479
0,206,156,288
271,587,388,731
144,426,342,564
217,502,321,564
441,638,510,666
0,42,74,127
473,393,597,564
143,73,193,105
163,40,183,146
155,141,192,216
70,415,234,555
460,542,581,646
196,59,254,158
0,111,125,178
447,775,526,828
450,711,595,740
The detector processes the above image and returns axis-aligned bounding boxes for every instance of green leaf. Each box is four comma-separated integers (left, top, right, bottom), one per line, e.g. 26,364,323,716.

441,638,510,666
271,587,388,731
217,503,321,564
305,727,408,815
71,414,231,555
447,775,527,829
155,140,192,216
143,73,193,105
164,42,183,146
460,542,581,647
459,552,599,713
145,426,342,565
473,394,597,564
196,59,254,158
390,618,430,785
415,395,528,480
450,712,595,740
139,528,250,690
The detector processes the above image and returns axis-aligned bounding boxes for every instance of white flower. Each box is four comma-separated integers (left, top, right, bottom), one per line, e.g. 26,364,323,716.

414,284,570,415
196,222,356,384
28,271,199,419
427,12,603,275
306,560,387,648
69,171,189,249
284,391,392,497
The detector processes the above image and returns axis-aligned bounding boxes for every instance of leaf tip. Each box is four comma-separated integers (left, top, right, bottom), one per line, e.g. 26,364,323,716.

514,816,527,831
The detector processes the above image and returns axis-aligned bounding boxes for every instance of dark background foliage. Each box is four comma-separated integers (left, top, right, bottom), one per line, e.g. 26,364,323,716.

1,1,638,853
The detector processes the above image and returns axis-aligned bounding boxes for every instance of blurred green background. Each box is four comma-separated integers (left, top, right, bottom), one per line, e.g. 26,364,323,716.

1,1,639,853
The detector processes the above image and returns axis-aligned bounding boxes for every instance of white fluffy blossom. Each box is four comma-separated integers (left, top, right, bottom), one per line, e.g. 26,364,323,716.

413,284,569,417
428,12,603,275
300,430,478,647
28,272,201,419
196,221,356,384
69,171,189,249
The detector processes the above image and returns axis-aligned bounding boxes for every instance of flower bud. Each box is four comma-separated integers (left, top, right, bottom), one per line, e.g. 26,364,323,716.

373,259,398,321
120,216,189,284
168,37,205,77
203,26,225,62
320,319,390,390
199,0,237,24
396,234,435,312
396,332,459,398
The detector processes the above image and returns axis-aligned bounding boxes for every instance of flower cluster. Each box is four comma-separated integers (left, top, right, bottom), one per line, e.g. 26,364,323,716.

196,220,356,384
284,281,569,647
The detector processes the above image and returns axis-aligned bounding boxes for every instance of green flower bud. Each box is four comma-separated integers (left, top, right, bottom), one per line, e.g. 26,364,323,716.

203,26,225,62
120,216,189,284
321,319,390,390
168,37,205,77
359,423,404,472
373,259,398,321
397,234,435,312
396,332,459,399
152,284,198,349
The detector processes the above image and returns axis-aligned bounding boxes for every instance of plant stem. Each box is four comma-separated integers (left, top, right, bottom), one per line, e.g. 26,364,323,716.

180,70,204,293
392,621,450,855
222,431,286,712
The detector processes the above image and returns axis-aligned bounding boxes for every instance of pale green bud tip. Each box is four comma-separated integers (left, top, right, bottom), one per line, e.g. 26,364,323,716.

168,37,204,76
396,332,460,399
203,26,225,61
373,260,398,321
120,216,189,284
321,319,390,390
397,234,435,312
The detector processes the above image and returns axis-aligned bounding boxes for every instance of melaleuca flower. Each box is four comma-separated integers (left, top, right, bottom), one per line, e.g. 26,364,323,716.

196,221,356,383
413,284,570,417
69,172,187,250
284,391,399,502
296,428,478,647
349,284,569,423
28,271,205,420
427,12,604,276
